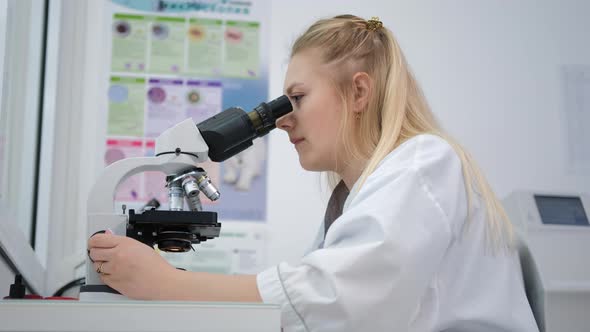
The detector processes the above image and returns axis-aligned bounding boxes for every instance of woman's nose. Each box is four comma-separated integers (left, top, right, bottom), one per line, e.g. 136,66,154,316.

276,113,293,131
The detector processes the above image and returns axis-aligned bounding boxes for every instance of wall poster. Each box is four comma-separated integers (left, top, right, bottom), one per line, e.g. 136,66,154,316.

104,0,271,273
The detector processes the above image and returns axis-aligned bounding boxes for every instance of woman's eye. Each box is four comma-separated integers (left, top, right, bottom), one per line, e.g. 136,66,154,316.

291,95,304,103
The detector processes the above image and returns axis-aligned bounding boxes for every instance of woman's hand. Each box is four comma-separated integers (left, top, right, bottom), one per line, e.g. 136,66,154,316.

87,230,178,300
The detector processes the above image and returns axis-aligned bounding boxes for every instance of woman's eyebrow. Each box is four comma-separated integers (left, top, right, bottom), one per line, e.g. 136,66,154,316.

285,82,304,95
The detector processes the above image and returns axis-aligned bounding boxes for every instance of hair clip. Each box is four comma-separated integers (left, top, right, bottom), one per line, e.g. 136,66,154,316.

366,17,383,31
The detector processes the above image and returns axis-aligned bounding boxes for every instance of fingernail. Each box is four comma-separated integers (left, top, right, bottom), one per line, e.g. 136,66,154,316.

106,228,114,234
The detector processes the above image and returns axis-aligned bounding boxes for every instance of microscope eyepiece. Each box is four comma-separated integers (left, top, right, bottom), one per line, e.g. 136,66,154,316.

196,95,293,162
266,94,292,119
249,95,292,132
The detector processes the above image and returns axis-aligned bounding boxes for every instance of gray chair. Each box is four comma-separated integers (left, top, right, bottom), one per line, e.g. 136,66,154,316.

515,233,545,332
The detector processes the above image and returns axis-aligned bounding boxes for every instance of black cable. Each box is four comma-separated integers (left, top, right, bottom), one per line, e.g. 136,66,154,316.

52,277,85,297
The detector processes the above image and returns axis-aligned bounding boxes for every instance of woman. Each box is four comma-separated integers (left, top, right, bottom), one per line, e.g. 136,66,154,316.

89,15,539,331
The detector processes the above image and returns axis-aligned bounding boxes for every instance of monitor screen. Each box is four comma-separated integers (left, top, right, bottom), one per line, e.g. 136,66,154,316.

534,195,590,226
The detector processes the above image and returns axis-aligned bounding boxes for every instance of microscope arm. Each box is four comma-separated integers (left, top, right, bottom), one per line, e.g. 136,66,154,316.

88,118,209,215
87,154,203,215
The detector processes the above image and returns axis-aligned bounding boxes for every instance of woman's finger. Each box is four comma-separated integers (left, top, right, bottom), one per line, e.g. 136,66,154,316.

88,233,120,249
89,247,116,262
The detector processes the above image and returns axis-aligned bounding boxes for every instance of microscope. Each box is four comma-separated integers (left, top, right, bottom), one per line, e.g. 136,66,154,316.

79,95,292,300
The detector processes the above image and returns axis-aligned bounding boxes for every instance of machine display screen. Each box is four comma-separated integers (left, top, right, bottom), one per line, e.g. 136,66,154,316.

534,195,590,226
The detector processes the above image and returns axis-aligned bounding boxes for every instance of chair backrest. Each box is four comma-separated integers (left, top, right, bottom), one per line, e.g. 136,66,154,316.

515,233,546,332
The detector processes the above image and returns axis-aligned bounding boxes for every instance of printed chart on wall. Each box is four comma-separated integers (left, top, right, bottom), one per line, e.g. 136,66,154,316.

104,0,271,274
562,65,590,175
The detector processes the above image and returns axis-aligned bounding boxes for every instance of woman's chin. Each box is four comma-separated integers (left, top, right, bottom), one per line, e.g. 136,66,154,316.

298,156,326,172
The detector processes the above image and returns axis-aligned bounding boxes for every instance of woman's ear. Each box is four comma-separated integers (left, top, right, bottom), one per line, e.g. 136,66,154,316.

352,72,371,114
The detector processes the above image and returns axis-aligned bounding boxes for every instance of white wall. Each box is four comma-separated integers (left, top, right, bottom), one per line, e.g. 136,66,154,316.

34,0,590,288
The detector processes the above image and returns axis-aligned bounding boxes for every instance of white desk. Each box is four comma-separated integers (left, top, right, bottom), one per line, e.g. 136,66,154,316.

0,300,280,332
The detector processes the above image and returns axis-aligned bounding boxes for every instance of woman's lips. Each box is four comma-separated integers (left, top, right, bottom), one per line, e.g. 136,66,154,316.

290,137,304,145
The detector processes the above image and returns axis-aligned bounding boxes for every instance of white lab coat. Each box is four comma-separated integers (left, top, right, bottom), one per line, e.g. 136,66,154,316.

257,134,539,332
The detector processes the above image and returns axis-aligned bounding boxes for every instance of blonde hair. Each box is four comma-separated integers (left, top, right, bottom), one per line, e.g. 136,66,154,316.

292,15,513,248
